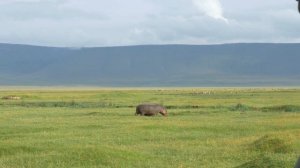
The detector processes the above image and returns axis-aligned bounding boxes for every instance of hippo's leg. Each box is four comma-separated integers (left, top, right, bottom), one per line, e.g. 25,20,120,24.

295,157,300,168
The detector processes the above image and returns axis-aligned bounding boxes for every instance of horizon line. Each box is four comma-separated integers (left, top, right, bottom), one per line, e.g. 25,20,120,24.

1,42,300,49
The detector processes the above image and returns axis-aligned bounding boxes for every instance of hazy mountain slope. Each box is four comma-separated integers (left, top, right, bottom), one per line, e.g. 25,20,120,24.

0,43,299,86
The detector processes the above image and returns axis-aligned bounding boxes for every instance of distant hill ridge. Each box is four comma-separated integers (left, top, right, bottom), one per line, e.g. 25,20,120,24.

0,43,299,86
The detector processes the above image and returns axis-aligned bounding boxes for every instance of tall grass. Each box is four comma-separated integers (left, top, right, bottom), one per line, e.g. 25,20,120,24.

0,88,299,167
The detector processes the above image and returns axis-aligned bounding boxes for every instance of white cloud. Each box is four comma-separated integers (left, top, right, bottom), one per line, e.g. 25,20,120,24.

193,0,228,23
0,0,299,46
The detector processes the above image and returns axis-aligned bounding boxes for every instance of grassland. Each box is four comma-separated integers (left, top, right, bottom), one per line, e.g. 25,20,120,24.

0,88,299,168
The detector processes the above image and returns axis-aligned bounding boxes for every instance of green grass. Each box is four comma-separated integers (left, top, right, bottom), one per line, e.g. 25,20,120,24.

0,88,299,167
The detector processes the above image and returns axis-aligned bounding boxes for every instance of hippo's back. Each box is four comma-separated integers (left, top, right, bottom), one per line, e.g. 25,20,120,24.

136,104,165,115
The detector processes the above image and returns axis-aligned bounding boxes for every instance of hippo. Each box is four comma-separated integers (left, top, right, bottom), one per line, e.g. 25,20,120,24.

135,104,167,116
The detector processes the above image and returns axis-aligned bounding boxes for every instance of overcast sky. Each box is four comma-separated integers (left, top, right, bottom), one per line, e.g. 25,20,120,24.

0,0,299,47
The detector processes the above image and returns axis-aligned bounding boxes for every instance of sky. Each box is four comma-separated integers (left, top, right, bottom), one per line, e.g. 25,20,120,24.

0,0,299,47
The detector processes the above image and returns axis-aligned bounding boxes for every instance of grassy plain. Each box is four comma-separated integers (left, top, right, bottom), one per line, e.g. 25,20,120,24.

0,88,299,168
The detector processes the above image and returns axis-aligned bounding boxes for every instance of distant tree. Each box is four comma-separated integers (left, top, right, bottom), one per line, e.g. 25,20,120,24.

297,0,300,13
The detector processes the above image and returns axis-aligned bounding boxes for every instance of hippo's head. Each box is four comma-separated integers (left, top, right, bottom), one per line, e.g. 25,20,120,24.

159,108,168,116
